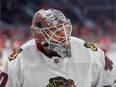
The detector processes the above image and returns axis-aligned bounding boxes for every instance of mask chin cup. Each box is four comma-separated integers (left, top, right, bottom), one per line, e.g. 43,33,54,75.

45,42,71,58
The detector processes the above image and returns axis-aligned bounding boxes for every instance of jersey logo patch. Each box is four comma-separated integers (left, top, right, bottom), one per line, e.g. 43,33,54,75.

46,76,76,87
8,48,22,61
84,41,98,51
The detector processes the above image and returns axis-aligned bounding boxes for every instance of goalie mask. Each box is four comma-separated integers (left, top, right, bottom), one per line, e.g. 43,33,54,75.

30,8,72,58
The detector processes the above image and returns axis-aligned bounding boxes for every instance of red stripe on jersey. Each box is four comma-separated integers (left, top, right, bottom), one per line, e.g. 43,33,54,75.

35,42,42,52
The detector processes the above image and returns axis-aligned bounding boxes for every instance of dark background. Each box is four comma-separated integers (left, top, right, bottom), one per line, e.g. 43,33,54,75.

0,0,116,57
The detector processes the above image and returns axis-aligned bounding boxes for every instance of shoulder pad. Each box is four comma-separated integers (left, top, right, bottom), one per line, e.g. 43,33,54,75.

8,48,23,61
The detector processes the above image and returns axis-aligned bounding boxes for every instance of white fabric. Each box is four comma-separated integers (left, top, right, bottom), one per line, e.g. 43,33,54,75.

1,37,116,87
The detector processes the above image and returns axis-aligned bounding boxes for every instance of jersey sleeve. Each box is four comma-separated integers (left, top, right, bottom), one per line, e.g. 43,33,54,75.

0,61,15,87
0,49,24,87
92,47,116,87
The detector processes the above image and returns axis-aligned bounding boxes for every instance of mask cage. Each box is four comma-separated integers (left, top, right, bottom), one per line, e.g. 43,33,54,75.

35,19,72,45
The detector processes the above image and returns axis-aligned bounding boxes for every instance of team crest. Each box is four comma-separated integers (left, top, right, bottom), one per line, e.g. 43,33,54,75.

46,76,76,87
84,41,98,51
8,48,22,61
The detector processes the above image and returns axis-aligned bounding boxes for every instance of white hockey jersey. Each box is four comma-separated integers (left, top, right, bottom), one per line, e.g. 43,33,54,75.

0,37,116,87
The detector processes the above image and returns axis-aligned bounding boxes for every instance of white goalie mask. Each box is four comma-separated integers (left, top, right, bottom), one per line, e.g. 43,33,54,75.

30,8,72,58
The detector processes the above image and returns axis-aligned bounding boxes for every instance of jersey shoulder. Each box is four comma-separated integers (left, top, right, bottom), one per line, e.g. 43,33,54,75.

70,36,101,53
70,36,98,51
6,39,36,71
8,39,36,61
21,39,35,49
70,36,85,44
70,36,105,65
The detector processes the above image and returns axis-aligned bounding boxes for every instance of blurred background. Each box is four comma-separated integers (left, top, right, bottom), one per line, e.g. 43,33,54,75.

0,0,116,68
